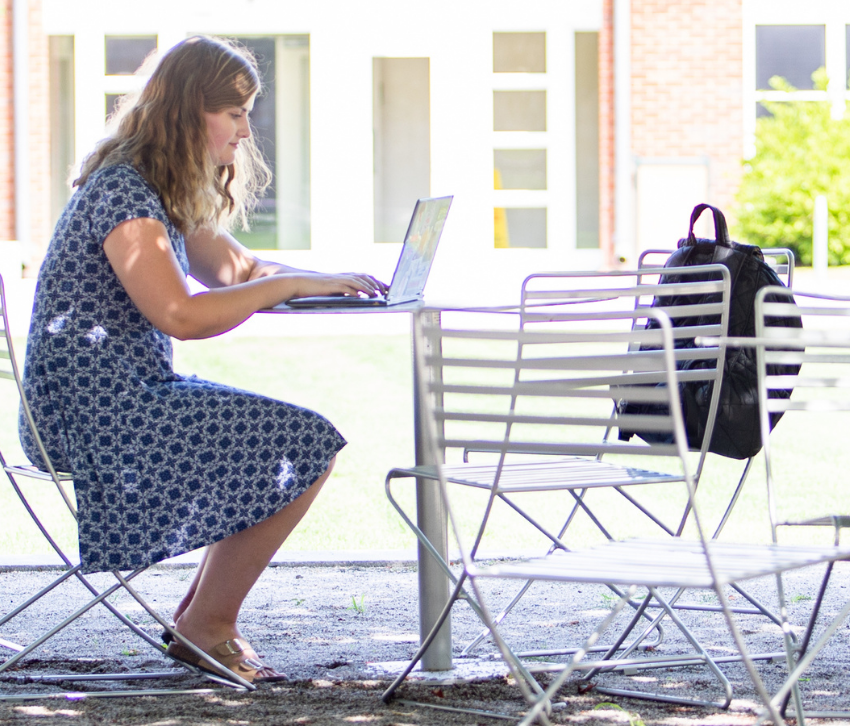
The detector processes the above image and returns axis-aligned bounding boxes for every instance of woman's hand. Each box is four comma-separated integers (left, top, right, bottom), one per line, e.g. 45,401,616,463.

286,272,389,300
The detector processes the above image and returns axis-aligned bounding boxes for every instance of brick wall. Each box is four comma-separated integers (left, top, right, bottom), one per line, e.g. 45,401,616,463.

0,0,50,273
28,0,49,272
0,0,13,242
631,0,744,219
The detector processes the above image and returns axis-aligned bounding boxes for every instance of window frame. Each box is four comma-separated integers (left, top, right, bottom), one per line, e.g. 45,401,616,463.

744,3,850,158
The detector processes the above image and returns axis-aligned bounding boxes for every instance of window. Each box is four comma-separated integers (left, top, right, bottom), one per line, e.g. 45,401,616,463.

373,57,431,244
494,150,546,190
500,208,547,248
231,36,311,250
103,38,156,166
493,32,546,73
49,36,75,228
493,91,546,131
105,36,157,76
756,25,824,90
493,32,549,249
575,31,599,249
748,19,838,142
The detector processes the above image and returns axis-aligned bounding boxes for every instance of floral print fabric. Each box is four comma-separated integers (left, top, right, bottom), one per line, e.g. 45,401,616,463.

20,164,345,573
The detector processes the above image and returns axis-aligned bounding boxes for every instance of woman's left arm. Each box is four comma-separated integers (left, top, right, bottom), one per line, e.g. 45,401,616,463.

185,225,312,287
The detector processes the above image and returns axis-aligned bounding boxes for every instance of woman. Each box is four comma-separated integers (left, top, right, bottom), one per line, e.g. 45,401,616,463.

19,35,387,682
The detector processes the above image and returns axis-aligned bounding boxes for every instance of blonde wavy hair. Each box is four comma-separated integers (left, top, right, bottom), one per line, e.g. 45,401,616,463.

75,35,271,233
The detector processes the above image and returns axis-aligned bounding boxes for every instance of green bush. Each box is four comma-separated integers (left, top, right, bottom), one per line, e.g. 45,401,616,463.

734,69,850,266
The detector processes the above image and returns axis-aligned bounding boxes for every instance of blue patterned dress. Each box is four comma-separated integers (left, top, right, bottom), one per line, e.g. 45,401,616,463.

20,164,346,573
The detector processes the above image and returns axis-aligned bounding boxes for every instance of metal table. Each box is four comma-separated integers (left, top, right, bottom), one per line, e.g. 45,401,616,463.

263,302,452,671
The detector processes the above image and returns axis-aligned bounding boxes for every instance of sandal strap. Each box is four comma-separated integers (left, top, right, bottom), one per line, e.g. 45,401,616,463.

211,638,248,658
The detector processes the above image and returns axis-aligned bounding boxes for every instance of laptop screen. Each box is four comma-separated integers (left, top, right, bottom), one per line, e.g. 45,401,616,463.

387,196,453,301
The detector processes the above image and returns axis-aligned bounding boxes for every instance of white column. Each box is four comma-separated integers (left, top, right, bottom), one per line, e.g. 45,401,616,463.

614,0,634,264
13,0,30,255
813,194,828,280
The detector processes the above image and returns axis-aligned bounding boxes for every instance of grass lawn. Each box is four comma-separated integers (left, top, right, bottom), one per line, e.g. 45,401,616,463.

1,332,845,560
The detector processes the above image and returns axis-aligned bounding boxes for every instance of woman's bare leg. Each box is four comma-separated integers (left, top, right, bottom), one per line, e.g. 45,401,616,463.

172,548,209,624
174,457,335,651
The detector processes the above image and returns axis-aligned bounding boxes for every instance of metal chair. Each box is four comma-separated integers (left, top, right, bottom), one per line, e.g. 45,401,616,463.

752,287,850,724
0,273,254,699
386,269,733,663
383,299,850,725
384,269,733,702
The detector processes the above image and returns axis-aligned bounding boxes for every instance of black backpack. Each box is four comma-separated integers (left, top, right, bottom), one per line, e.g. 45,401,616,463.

619,203,801,460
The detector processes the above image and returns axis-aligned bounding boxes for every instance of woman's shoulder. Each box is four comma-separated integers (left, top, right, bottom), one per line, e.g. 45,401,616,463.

76,163,177,236
82,164,167,215
85,163,154,193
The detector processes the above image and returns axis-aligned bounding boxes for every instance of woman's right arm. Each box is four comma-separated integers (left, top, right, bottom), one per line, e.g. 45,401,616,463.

103,217,382,340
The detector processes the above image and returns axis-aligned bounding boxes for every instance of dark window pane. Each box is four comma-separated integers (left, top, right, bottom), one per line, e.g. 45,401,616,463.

756,25,824,90
232,37,276,178
105,93,123,121
228,35,312,250
493,32,545,73
231,37,278,249
493,91,546,131
105,36,157,75
494,149,546,189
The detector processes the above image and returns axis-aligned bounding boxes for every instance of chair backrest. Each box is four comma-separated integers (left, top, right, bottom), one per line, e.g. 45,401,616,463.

0,274,22,384
416,275,728,480
756,288,850,540
413,300,730,561
761,248,795,288
0,273,76,514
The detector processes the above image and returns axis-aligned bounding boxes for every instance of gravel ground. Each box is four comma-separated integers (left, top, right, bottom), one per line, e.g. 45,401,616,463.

1,559,850,725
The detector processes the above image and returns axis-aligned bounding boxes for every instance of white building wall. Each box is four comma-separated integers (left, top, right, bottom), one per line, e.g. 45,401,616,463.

43,0,603,322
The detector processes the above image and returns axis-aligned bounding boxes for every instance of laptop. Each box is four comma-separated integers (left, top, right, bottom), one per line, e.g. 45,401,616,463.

286,195,453,308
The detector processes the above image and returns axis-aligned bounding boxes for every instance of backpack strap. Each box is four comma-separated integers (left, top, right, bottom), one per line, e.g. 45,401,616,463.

683,203,732,248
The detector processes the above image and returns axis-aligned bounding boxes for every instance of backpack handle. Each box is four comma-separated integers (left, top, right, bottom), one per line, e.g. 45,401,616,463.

686,203,731,248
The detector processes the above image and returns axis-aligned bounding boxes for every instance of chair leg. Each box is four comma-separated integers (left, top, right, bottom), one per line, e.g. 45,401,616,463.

514,586,640,726
774,562,850,723
381,576,465,703
382,571,547,714
591,586,733,709
393,476,668,664
1,470,172,657
708,458,754,540
0,567,79,652
0,571,140,673
0,567,255,698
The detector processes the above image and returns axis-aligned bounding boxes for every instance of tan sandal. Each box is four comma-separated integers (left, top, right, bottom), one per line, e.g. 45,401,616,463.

167,637,288,683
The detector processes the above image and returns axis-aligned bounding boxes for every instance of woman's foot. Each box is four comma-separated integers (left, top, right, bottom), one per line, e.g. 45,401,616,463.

166,637,287,683
166,609,286,683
